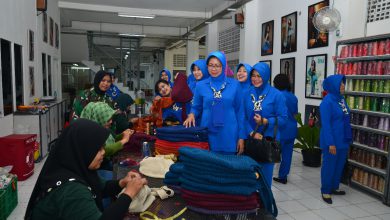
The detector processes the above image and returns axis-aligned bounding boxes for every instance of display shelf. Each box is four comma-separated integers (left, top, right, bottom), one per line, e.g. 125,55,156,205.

350,109,390,118
351,124,390,136
350,180,384,197
336,34,390,45
351,142,388,156
337,55,390,63
348,159,386,177
345,75,390,80
344,91,390,98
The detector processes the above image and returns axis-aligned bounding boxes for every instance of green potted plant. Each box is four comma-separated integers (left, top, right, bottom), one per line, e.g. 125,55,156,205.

294,113,322,167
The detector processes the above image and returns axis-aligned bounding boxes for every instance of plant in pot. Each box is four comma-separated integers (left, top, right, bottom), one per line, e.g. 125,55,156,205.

294,113,322,167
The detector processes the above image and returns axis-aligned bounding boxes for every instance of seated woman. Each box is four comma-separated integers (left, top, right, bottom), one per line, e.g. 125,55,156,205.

25,119,147,220
113,93,137,134
80,102,133,158
71,70,115,120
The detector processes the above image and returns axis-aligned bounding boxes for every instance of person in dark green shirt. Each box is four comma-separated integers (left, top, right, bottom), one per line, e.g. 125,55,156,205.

25,119,147,220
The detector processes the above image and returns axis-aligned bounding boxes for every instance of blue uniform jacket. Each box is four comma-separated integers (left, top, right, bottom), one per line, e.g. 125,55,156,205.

243,62,288,140
320,74,352,150
162,102,191,124
279,90,298,140
191,51,245,153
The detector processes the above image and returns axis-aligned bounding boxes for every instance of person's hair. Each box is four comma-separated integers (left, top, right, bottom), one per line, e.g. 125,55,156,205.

273,73,291,91
154,79,170,94
311,59,316,71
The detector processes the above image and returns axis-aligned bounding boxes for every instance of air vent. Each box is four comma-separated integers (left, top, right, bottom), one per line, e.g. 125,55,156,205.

173,54,187,67
218,26,240,54
367,0,390,23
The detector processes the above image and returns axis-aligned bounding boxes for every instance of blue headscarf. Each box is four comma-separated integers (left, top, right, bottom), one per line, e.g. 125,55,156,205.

236,63,252,90
251,62,271,96
206,51,226,88
159,68,173,87
189,59,209,92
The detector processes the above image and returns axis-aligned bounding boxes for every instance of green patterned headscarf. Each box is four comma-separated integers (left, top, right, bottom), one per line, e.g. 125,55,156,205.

80,102,116,127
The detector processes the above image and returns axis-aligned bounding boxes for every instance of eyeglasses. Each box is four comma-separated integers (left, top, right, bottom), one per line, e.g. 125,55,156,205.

208,64,222,69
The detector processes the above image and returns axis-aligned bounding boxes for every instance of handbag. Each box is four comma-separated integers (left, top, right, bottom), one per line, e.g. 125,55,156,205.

244,118,281,163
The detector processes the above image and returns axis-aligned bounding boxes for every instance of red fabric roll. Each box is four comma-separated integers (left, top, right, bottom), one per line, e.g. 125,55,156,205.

155,139,209,156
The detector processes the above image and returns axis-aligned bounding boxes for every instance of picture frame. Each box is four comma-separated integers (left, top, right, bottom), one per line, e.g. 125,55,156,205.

261,20,274,56
280,58,295,93
29,67,35,97
281,11,297,54
304,104,321,127
259,60,272,84
49,17,54,46
43,13,48,43
305,54,327,99
55,23,59,48
28,30,34,61
308,0,329,49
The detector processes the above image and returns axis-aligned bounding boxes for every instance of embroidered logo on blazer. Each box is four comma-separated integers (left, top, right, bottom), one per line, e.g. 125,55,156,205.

251,94,266,111
338,99,349,115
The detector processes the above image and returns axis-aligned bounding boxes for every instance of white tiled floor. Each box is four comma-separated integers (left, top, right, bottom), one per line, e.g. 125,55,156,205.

7,151,390,219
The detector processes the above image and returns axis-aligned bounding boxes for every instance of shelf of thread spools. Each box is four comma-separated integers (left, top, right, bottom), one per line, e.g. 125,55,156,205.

335,34,390,203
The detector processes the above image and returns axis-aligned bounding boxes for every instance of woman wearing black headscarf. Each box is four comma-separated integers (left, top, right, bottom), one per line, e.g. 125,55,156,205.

71,70,116,120
25,119,147,220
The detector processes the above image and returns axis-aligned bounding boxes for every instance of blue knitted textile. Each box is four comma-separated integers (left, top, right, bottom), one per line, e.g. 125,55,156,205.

187,206,258,215
181,169,258,186
156,125,208,142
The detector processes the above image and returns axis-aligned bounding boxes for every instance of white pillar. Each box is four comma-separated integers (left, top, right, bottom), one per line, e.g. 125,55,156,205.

186,40,199,75
206,21,219,54
240,0,261,65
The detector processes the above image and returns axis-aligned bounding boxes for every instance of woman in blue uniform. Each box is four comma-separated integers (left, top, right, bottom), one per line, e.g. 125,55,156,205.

272,74,298,184
183,51,245,155
320,74,352,204
188,59,209,94
159,68,174,87
243,63,288,187
236,63,252,91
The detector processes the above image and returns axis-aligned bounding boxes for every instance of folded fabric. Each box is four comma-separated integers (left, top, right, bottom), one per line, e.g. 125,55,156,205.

181,171,258,188
186,206,258,215
163,172,181,186
155,139,209,156
180,175,256,196
156,125,208,142
181,189,258,202
185,199,259,210
168,163,184,174
183,161,256,179
139,156,174,178
179,147,258,172
120,185,155,213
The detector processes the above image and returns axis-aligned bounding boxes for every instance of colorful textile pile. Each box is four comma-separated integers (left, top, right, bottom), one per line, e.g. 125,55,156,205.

163,147,278,217
154,126,209,156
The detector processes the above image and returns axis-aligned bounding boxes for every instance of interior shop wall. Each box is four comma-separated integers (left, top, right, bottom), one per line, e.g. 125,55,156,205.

61,34,89,63
235,0,370,117
0,0,61,137
164,47,207,77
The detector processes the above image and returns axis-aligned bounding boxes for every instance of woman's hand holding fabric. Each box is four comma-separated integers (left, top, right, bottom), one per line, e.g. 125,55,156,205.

120,129,134,145
183,113,196,128
119,171,141,188
123,173,148,199
236,139,244,155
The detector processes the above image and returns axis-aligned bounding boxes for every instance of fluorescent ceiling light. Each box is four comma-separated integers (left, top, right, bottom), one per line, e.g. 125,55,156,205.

72,63,78,66
227,8,237,12
205,21,212,24
126,51,130,54
116,47,130,50
118,13,155,19
118,33,146,37
71,67,90,70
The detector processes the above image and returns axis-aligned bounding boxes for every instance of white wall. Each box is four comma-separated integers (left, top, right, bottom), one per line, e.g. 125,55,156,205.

61,34,89,63
206,0,381,116
0,0,61,136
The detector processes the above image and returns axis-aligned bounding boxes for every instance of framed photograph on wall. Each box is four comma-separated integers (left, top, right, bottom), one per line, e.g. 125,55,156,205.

55,23,59,48
304,104,321,127
281,11,297,54
43,13,48,43
29,66,35,97
280,58,295,93
305,54,327,99
261,20,274,56
50,17,54,46
28,30,34,61
308,0,329,49
259,60,272,84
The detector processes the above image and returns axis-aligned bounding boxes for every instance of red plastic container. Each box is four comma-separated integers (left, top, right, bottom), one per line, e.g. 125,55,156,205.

0,134,36,181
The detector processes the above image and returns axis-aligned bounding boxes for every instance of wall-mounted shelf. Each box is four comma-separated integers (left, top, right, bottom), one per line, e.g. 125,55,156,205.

345,91,390,98
351,124,390,136
350,109,390,118
350,180,384,197
345,75,390,80
348,159,386,177
351,142,388,156
337,55,390,63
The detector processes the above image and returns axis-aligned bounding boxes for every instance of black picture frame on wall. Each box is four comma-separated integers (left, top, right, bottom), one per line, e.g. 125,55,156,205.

261,20,274,56
304,104,321,127
43,13,48,43
259,60,272,85
305,54,327,99
280,58,295,93
49,17,54,46
308,0,329,49
28,30,34,61
281,11,297,54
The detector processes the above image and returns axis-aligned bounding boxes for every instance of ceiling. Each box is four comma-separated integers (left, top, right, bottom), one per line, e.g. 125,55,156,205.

59,0,243,50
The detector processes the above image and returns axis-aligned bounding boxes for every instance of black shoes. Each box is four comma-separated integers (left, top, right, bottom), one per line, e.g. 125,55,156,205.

322,194,332,204
273,177,287,184
332,190,346,195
